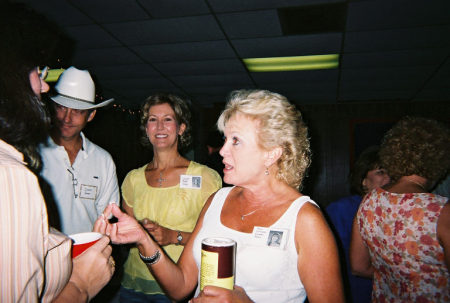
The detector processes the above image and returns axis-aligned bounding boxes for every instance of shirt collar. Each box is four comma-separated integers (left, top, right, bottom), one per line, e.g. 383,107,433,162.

0,139,26,165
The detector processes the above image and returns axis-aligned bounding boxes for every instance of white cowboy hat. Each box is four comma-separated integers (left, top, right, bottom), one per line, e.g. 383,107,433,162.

50,66,114,110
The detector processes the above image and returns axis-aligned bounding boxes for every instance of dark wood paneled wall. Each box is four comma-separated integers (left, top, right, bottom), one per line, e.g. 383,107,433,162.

299,101,449,207
84,100,449,208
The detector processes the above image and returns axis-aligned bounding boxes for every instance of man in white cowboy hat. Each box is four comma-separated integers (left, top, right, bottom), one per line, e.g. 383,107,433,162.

39,66,120,235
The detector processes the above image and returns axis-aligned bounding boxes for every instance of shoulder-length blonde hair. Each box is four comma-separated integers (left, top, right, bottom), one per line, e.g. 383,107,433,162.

217,90,311,190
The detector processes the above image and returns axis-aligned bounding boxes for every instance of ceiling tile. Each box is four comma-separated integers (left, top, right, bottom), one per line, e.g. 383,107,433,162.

132,41,236,62
89,64,160,80
347,0,450,31
104,15,225,45
74,0,150,23
65,25,121,49
233,33,342,58
340,90,415,101
154,59,247,76
208,0,343,13
344,26,450,52
138,0,210,18
341,48,449,69
252,69,339,83
12,0,92,26
72,47,144,66
218,10,282,39
172,73,254,87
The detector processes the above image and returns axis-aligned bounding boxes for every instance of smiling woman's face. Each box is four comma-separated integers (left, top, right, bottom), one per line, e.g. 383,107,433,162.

145,103,185,151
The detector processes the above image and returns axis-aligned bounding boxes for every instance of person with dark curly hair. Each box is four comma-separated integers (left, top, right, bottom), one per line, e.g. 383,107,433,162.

326,146,390,303
350,116,450,302
119,93,222,302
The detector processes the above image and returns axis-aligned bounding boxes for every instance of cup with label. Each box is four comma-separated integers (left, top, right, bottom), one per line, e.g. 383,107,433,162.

69,232,102,258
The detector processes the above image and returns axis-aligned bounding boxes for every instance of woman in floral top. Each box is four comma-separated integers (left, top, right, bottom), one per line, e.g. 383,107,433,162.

350,116,450,303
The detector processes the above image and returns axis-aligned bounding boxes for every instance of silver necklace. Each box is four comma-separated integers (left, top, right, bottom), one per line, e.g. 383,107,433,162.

240,202,266,220
157,171,166,187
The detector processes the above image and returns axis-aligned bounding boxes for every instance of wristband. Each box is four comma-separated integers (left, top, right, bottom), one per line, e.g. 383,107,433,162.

139,249,161,265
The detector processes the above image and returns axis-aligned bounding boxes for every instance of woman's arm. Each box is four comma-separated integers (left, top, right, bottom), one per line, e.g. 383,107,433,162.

437,202,450,270
141,220,191,246
101,194,215,301
296,203,345,303
349,215,374,277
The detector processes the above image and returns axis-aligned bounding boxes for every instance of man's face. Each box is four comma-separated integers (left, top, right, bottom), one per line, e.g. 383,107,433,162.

53,103,96,141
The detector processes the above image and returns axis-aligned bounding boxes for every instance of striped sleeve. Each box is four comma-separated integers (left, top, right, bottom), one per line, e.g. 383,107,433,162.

0,163,46,302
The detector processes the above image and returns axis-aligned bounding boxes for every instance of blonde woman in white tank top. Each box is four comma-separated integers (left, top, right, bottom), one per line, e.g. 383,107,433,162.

96,90,346,303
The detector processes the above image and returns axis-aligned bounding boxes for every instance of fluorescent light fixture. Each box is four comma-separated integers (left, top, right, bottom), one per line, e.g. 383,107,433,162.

243,54,339,72
45,68,65,82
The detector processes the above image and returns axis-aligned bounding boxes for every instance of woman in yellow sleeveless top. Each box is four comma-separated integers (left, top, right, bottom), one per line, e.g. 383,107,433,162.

120,93,222,302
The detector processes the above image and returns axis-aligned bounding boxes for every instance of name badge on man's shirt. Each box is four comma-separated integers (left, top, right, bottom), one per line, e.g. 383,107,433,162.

80,184,98,200
251,226,289,250
179,175,202,189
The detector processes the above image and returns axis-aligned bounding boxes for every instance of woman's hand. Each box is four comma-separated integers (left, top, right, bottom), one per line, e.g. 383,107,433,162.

94,203,148,245
69,236,114,300
141,219,175,246
191,286,254,303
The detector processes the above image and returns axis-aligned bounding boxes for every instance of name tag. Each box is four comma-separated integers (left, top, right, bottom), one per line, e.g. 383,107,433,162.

80,184,98,200
251,226,289,250
179,175,202,189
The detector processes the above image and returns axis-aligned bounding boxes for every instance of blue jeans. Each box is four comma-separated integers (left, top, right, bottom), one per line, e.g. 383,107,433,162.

119,286,172,303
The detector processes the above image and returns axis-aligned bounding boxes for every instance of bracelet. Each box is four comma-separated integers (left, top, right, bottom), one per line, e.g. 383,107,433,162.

139,249,161,265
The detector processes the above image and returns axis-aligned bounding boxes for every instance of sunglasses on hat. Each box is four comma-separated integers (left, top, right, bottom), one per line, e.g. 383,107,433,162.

38,66,49,80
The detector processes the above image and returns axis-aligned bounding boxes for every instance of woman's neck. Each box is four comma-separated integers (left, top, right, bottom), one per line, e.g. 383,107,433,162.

151,150,184,170
388,175,428,194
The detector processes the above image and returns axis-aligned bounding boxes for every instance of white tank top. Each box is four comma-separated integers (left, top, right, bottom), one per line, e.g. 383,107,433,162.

193,187,318,302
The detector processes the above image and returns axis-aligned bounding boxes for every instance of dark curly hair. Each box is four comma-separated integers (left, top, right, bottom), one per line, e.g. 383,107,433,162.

379,116,450,186
349,146,382,195
0,1,73,171
140,92,192,152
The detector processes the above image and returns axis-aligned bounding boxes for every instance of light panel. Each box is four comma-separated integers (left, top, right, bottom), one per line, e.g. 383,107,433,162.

243,54,339,72
45,68,65,82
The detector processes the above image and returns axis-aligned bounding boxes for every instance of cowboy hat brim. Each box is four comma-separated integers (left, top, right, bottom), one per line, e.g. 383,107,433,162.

50,94,114,110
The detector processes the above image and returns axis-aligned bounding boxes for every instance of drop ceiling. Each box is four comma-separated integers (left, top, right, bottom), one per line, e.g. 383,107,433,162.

13,0,450,109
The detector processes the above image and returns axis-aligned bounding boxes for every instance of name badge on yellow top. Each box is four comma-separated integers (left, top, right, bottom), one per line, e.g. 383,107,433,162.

179,175,202,189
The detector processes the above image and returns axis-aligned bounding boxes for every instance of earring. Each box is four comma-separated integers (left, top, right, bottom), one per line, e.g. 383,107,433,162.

265,167,269,175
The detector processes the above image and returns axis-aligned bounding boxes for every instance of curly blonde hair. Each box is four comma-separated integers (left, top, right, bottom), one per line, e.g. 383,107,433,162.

379,116,450,185
217,90,311,190
140,92,192,151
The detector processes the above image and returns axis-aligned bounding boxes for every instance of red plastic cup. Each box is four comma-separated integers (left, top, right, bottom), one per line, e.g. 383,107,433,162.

69,232,102,258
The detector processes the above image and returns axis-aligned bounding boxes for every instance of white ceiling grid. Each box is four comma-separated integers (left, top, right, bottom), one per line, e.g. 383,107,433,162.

13,0,450,108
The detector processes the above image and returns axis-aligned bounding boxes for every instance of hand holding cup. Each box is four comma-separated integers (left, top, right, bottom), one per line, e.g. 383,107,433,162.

69,232,102,258
69,236,114,300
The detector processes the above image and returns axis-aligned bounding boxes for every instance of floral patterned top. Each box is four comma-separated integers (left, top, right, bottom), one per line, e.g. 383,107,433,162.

357,188,449,303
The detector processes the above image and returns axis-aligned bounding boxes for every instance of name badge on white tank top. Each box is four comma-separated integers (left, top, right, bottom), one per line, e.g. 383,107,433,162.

251,226,289,250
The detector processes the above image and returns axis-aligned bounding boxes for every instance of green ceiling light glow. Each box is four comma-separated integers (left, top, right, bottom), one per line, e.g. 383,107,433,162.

243,54,339,72
45,68,65,82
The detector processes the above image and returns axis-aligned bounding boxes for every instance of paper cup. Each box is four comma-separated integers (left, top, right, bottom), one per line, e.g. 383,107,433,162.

69,232,102,258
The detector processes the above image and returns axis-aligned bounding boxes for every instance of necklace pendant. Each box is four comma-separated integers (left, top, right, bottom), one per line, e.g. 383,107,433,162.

157,172,165,187
241,215,244,221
